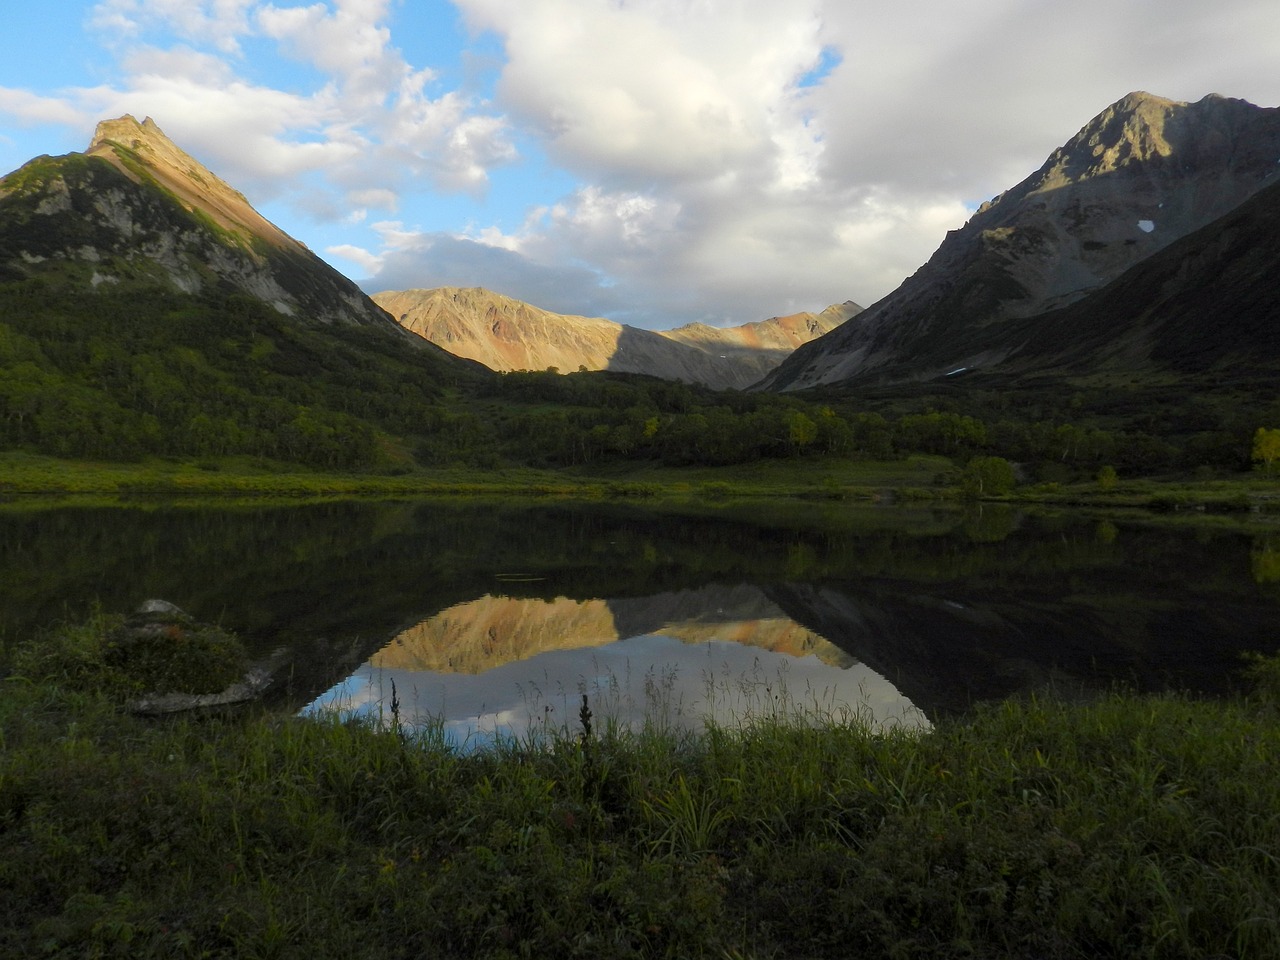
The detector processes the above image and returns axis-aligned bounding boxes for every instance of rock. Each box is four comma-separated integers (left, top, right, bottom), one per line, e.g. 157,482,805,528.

128,666,276,716
136,598,185,616
111,600,277,714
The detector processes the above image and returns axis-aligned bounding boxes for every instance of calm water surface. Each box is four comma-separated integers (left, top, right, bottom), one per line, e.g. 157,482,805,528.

3,498,1278,744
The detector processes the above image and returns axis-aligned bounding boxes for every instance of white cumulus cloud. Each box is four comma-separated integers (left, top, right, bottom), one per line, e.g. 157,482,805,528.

82,0,516,209
5,0,1280,329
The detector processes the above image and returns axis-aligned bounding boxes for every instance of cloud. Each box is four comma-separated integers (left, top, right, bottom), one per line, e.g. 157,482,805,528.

91,0,258,54
456,0,829,188
0,88,86,127
82,0,516,206
809,0,1280,205
362,224,626,319
344,0,979,325
352,178,970,327
371,0,1277,327
8,0,1280,330
373,0,902,325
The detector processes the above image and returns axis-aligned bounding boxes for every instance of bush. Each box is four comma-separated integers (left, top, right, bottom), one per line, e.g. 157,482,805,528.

961,455,1016,497
13,606,247,698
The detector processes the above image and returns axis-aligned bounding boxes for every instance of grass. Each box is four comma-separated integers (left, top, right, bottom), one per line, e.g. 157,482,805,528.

0,451,957,507
0,452,619,503
3,615,1280,958
568,453,956,500
1012,474,1278,511
5,450,1278,514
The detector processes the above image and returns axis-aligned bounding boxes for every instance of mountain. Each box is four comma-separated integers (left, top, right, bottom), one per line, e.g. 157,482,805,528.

763,92,1280,391
952,176,1280,383
0,115,414,330
373,286,857,390
0,116,482,466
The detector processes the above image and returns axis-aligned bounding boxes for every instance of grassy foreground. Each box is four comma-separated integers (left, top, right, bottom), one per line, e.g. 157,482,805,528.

3,620,1280,958
4,451,1278,512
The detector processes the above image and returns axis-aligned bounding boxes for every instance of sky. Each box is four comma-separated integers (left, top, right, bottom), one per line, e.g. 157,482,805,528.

2,1,1279,330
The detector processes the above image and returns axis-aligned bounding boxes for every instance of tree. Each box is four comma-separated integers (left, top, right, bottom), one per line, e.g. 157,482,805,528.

815,408,853,455
787,411,818,454
1252,428,1280,475
961,456,1016,497
1096,465,1118,491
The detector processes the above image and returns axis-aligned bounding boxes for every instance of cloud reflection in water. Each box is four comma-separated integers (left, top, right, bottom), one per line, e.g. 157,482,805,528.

305,590,927,749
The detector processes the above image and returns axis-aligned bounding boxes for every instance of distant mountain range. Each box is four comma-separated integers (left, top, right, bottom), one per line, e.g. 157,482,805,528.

763,92,1280,392
373,287,858,390
0,112,849,393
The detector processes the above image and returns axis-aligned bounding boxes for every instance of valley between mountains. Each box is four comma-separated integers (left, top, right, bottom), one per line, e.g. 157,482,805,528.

372,286,858,391
0,91,1277,497
8,51,1280,960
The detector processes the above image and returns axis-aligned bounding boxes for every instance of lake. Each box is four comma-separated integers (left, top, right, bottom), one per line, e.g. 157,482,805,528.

3,498,1278,745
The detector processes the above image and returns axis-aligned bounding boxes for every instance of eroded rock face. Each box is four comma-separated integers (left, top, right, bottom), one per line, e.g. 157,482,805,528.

0,115,409,332
373,286,857,389
764,92,1280,390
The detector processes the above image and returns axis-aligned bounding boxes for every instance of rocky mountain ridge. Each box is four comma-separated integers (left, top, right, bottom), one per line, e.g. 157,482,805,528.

374,286,858,390
0,115,409,332
763,91,1280,390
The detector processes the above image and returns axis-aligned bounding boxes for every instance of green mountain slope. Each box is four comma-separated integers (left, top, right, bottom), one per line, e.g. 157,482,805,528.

0,117,487,467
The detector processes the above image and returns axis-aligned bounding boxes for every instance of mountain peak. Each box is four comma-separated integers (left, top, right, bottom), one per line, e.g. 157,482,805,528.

89,114,163,149
1112,90,1175,110
86,114,295,251
1040,92,1183,187
764,90,1280,391
1032,90,1279,194
0,115,406,329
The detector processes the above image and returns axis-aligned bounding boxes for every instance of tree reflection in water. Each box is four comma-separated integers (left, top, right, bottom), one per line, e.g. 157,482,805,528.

2,499,1278,724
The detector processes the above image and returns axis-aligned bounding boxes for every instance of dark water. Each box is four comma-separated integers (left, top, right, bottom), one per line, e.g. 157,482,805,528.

3,498,1278,739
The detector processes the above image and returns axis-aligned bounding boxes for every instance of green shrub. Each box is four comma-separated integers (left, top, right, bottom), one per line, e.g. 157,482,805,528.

13,607,247,698
961,455,1016,497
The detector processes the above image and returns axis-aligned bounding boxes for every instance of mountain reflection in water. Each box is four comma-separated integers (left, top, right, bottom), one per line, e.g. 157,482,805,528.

5,499,1279,731
305,586,927,747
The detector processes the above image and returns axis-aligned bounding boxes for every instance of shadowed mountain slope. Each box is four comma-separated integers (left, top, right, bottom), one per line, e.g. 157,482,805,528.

763,92,1280,391
974,177,1280,381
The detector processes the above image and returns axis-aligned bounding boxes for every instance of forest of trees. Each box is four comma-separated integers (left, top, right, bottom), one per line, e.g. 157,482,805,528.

0,280,468,468
0,276,1274,481
425,368,1264,481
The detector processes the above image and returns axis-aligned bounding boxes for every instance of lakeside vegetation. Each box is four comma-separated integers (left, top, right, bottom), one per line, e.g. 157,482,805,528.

2,616,1279,958
4,448,1279,521
4,276,1279,499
